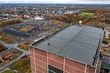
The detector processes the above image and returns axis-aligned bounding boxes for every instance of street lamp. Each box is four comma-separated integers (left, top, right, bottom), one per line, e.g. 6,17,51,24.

79,21,82,25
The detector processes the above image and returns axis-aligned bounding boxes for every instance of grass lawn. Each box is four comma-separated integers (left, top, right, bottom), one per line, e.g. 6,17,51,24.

2,69,17,73
18,42,31,51
0,32,17,44
80,12,95,17
10,56,31,73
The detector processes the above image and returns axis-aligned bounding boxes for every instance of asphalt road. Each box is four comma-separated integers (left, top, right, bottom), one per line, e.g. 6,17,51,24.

0,40,30,72
0,28,57,72
0,40,29,54
0,53,26,72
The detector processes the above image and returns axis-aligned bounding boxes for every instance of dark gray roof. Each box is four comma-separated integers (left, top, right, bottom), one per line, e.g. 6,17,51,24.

32,25,104,65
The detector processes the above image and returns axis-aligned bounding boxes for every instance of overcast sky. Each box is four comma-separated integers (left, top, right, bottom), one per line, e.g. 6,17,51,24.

0,0,110,4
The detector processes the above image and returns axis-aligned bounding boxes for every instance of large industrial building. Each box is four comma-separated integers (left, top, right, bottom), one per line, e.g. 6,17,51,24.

29,25,104,73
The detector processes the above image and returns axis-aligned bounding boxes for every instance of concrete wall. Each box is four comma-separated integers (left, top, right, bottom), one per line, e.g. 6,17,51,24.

29,47,96,73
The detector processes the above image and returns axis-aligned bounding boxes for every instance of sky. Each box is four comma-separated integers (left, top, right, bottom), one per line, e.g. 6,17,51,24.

0,0,110,4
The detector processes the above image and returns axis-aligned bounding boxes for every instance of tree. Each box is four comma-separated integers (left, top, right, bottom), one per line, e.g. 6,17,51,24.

0,44,6,52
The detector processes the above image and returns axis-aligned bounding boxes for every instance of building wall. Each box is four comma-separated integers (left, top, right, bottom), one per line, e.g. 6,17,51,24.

29,47,96,73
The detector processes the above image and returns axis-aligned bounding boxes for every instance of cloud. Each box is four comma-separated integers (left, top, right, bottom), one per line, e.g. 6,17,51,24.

0,0,77,3
79,0,110,4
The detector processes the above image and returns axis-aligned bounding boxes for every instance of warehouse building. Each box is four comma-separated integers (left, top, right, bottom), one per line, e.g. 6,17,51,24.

29,25,104,73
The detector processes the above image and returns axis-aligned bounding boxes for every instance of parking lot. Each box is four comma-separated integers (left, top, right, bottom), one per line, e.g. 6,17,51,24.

3,20,56,39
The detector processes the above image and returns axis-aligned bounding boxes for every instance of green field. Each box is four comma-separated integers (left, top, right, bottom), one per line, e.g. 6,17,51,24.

2,69,17,73
80,12,95,17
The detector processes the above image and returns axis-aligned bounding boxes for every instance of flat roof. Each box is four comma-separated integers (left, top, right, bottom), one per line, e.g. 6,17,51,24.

32,25,104,65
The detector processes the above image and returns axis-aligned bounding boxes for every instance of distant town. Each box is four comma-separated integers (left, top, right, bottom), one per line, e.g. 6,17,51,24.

0,4,110,73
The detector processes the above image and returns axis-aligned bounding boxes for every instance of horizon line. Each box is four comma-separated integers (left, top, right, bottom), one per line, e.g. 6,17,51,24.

0,3,110,4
